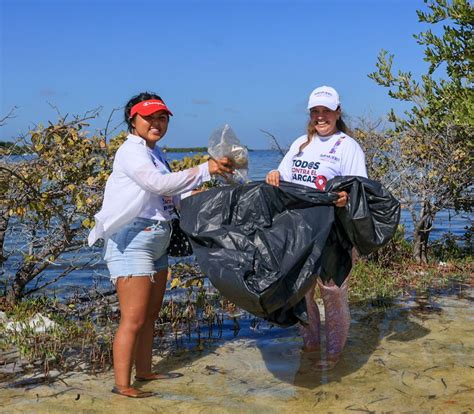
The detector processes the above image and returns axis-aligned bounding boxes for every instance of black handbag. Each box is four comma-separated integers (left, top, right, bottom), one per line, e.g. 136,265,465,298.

167,210,193,257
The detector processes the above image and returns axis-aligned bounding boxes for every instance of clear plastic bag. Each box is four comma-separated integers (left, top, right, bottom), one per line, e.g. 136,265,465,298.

208,124,249,185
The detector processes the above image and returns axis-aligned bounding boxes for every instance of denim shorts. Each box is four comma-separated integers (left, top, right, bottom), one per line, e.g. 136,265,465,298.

103,217,171,282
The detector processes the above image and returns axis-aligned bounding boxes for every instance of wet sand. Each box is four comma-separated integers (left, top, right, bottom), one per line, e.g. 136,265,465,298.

1,289,473,413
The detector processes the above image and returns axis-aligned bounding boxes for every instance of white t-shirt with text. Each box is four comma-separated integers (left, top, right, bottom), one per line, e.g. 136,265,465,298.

277,132,367,190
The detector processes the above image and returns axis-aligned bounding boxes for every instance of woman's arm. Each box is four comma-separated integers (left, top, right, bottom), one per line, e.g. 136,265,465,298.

265,137,304,186
119,146,231,197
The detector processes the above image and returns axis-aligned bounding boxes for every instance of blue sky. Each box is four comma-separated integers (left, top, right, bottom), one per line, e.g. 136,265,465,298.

1,0,434,149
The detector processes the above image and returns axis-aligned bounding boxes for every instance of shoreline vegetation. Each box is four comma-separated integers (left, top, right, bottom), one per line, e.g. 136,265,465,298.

1,245,473,383
0,141,260,155
0,140,211,155
162,146,208,153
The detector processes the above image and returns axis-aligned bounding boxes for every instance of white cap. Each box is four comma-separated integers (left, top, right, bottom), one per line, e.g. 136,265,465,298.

307,86,340,111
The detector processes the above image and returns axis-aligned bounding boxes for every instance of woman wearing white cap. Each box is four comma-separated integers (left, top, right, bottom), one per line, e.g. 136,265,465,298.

89,92,233,397
266,85,367,368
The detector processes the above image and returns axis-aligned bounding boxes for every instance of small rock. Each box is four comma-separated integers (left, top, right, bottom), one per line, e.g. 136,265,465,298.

47,369,61,378
77,362,88,371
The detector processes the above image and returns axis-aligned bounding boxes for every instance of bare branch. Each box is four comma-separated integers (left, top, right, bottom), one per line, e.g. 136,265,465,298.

259,129,285,156
47,101,64,119
0,106,18,126
102,107,121,141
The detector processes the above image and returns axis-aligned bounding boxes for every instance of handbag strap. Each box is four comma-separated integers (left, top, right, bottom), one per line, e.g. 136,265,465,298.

161,156,181,219
172,207,181,219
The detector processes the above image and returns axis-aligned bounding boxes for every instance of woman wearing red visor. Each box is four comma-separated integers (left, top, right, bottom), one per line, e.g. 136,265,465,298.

88,92,233,398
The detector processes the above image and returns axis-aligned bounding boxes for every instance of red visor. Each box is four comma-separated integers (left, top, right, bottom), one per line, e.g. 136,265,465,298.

129,99,173,118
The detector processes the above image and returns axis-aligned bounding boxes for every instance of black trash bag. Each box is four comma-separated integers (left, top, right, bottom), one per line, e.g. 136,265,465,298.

180,177,400,327
327,176,401,255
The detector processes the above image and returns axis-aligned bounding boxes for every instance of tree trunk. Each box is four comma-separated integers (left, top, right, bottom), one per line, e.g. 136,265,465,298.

413,226,430,263
0,213,8,265
412,201,434,263
7,262,36,303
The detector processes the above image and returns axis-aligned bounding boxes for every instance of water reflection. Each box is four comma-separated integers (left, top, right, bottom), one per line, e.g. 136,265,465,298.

254,302,432,389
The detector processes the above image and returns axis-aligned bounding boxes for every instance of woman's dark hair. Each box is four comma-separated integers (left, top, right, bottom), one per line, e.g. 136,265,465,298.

298,106,351,154
124,91,166,132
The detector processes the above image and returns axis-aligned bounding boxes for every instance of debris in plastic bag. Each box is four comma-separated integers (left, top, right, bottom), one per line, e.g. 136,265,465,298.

208,124,249,185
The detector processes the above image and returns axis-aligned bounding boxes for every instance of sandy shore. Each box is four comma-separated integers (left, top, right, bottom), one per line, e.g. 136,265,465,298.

1,289,473,413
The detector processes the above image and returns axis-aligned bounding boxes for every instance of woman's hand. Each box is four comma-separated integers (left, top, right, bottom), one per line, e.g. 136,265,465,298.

191,188,206,195
208,157,234,176
265,170,280,187
334,191,348,208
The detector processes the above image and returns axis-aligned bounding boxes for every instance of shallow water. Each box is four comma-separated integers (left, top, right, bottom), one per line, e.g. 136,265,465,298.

1,288,473,413
2,150,471,298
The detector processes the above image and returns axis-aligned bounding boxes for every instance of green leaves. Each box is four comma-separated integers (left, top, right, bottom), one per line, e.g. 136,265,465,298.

368,0,473,262
1,113,116,300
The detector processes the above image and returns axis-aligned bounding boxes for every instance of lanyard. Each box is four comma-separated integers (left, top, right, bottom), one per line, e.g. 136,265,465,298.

147,148,178,212
329,135,345,154
148,148,171,172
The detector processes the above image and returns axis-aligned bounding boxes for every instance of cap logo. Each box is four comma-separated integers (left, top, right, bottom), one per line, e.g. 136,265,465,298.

313,91,333,97
143,101,164,107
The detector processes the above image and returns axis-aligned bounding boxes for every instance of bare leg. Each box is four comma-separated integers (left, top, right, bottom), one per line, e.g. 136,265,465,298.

134,269,167,377
318,277,350,368
299,281,321,352
113,275,155,391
